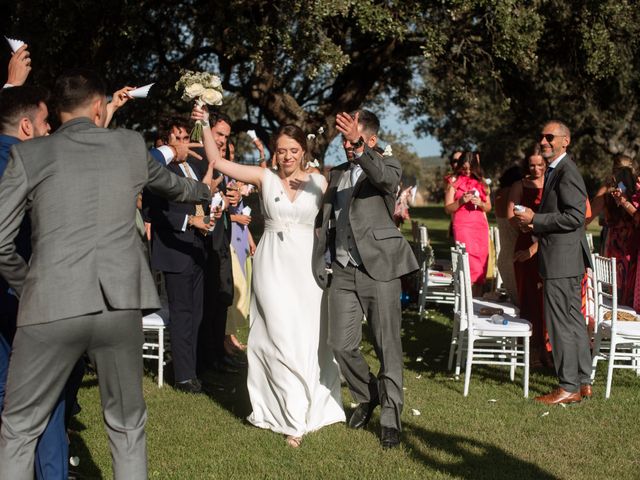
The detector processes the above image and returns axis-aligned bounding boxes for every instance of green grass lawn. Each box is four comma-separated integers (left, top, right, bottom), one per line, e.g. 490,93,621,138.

68,205,639,479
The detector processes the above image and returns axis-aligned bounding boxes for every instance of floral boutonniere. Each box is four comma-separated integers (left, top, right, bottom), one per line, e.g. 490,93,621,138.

382,145,393,157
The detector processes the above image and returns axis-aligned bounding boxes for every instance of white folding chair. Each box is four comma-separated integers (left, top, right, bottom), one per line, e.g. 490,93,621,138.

447,243,519,372
453,248,531,397
142,307,170,387
590,255,640,398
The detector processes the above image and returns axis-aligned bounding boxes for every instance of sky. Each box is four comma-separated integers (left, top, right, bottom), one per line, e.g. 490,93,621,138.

323,103,442,165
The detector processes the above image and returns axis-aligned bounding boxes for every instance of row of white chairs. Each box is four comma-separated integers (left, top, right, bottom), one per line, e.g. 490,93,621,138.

590,255,640,398
449,244,531,396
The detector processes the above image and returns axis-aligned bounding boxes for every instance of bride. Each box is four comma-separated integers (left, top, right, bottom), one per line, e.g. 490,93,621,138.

192,107,345,447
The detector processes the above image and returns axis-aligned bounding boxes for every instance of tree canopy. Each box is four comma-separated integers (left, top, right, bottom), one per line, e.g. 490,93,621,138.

3,0,640,176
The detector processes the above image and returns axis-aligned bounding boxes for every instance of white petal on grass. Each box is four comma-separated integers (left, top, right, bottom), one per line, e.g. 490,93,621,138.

540,411,550,417
416,374,422,379
416,356,423,362
70,457,80,467
411,408,421,416
350,402,358,409
487,399,497,403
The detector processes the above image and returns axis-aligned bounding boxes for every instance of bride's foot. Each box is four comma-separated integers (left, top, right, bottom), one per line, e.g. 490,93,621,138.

285,435,303,448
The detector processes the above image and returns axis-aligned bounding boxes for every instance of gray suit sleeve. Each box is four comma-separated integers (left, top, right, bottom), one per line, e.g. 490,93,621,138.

145,152,211,203
354,146,401,194
532,165,586,234
0,150,29,295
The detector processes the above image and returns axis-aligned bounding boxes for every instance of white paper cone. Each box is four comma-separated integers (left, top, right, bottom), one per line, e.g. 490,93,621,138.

241,206,252,216
246,130,257,141
5,36,25,53
211,192,223,209
126,83,154,99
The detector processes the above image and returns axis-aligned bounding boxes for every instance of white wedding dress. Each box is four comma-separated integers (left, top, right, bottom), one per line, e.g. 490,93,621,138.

247,169,345,436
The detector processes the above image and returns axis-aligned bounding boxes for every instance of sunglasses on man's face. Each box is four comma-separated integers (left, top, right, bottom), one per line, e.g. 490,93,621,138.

539,133,565,143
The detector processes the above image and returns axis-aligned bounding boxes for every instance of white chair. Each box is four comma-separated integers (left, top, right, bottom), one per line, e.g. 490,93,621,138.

585,232,594,253
452,248,531,397
446,243,519,372
590,255,640,398
142,308,170,387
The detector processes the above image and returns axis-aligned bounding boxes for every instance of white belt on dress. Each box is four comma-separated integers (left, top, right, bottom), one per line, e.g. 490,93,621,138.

264,220,313,233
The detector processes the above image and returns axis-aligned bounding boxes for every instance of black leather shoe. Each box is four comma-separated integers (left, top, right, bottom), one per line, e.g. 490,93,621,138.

348,399,379,429
380,427,400,449
174,378,202,394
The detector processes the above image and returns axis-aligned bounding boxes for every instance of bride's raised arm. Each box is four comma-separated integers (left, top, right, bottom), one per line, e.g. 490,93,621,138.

192,105,265,189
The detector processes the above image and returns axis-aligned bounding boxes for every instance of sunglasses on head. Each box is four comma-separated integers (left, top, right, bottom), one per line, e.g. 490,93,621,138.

539,133,565,143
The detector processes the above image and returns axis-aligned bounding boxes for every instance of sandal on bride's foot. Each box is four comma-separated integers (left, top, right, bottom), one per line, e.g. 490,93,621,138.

285,435,303,448
229,334,247,351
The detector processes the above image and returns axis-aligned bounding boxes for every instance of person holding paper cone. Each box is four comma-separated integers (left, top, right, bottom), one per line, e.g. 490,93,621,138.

142,118,213,393
192,105,345,448
0,69,211,479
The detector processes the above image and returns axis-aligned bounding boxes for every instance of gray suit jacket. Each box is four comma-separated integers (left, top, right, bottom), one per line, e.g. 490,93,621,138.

532,154,592,279
313,145,418,287
0,117,211,326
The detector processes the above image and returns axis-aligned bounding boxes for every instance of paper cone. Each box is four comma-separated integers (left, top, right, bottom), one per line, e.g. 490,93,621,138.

246,129,257,141
5,36,25,53
127,83,155,99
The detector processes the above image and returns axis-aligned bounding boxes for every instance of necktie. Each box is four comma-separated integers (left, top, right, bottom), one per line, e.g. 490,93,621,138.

544,166,554,186
182,164,206,217
350,164,363,187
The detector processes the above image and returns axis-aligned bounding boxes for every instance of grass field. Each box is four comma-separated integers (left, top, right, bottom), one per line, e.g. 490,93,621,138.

68,205,639,479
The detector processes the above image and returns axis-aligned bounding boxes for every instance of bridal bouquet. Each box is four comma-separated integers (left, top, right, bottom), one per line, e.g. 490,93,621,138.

175,70,224,142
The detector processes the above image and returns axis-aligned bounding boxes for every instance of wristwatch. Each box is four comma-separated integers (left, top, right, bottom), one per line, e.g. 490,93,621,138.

351,137,364,149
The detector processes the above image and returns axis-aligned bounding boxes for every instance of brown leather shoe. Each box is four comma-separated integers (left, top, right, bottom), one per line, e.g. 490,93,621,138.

534,387,581,405
580,384,592,398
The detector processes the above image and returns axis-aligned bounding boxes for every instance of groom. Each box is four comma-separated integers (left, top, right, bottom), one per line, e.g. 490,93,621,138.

313,110,418,448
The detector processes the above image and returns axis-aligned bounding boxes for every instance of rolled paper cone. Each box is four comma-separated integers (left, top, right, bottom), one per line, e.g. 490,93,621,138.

5,36,25,53
419,226,428,247
211,192,223,209
246,129,258,140
126,83,155,99
241,206,252,216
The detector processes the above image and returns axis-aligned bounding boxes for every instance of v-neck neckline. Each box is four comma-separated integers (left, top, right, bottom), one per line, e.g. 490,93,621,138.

278,172,310,205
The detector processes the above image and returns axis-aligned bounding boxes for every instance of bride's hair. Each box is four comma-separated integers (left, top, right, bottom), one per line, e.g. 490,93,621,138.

272,125,309,168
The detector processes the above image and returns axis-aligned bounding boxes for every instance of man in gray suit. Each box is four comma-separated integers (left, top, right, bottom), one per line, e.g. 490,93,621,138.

0,69,210,480
313,110,418,449
514,120,593,405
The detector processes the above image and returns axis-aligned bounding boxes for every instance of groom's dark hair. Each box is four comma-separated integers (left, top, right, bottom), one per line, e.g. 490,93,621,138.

54,68,107,113
351,109,380,137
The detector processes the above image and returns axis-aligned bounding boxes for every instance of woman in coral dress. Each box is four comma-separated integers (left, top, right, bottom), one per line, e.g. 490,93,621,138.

444,152,491,296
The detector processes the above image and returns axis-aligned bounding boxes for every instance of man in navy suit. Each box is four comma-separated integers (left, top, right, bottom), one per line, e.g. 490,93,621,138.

0,85,70,480
143,120,212,393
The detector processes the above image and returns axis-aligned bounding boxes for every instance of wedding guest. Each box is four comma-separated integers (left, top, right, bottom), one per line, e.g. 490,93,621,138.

514,120,593,405
588,154,638,306
494,164,523,304
507,145,550,367
192,105,345,448
444,151,491,295
0,84,70,480
0,68,210,479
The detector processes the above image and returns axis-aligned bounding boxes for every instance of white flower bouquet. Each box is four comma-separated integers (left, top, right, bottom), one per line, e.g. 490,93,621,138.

175,70,224,142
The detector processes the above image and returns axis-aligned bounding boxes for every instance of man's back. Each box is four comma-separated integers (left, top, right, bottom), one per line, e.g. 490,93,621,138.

0,117,206,326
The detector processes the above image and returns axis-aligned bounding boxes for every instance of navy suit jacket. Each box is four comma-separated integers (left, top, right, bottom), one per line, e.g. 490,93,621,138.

143,158,210,273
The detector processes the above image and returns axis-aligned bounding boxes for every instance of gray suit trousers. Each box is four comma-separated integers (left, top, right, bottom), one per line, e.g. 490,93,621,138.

0,308,147,480
544,276,592,392
327,262,403,430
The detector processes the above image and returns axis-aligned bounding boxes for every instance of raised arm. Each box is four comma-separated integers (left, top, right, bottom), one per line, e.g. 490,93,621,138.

145,150,210,204
192,106,264,188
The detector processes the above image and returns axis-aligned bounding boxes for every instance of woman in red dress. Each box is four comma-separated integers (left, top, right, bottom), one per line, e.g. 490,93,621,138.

508,146,550,367
444,152,491,296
